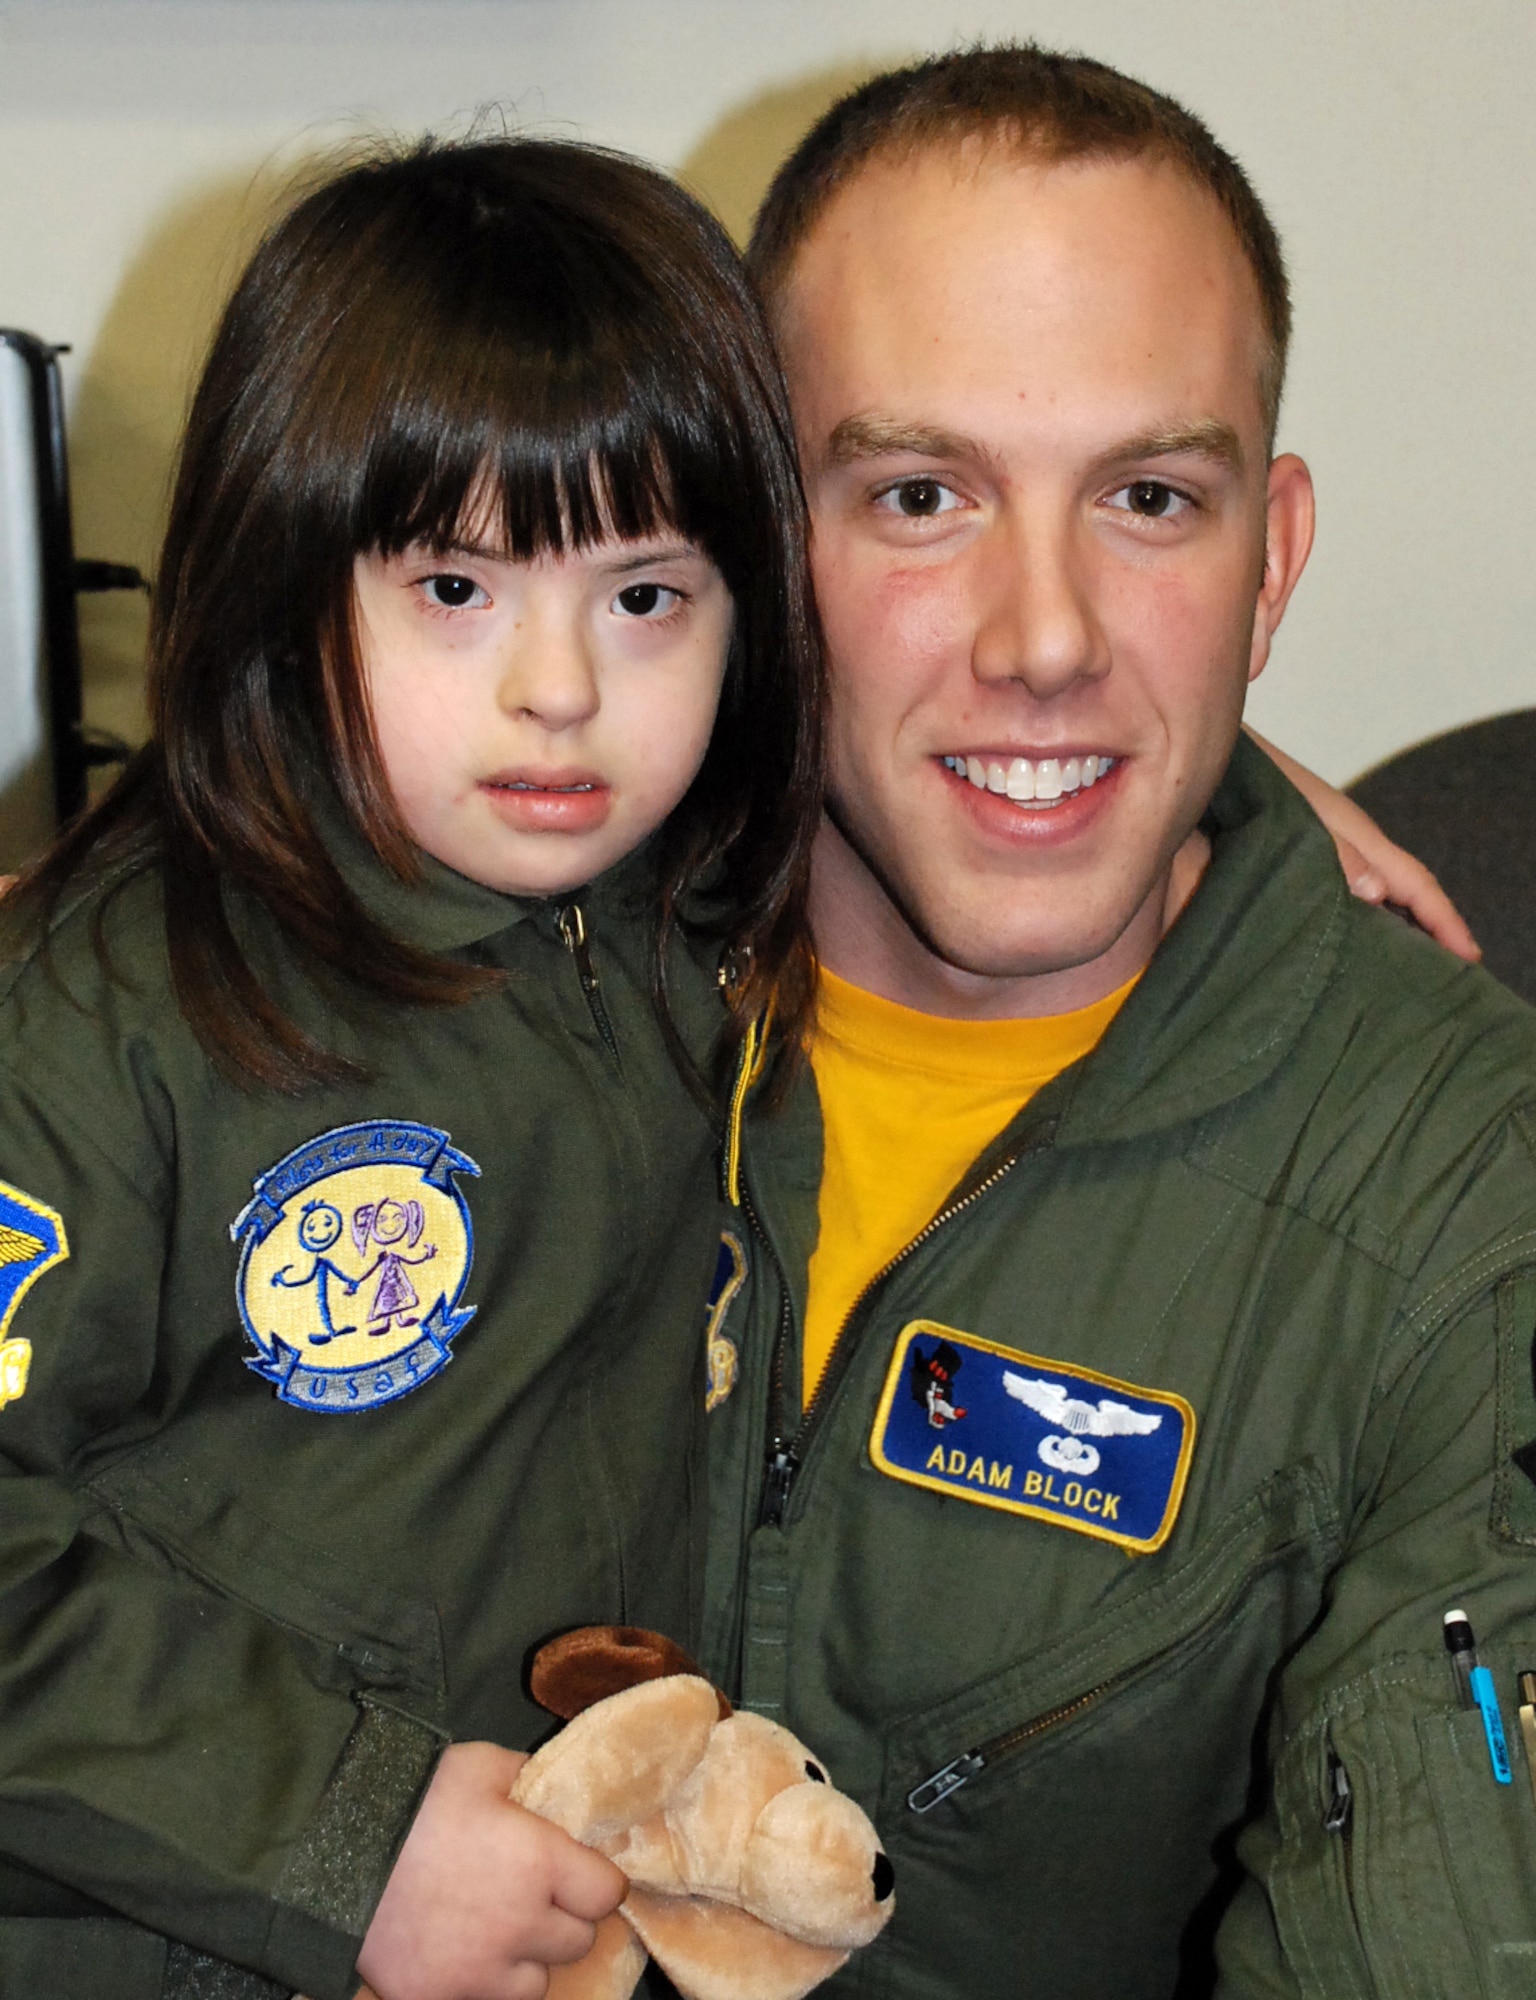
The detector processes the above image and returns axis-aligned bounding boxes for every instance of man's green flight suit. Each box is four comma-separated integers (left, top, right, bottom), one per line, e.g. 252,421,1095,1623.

705,739,1536,1999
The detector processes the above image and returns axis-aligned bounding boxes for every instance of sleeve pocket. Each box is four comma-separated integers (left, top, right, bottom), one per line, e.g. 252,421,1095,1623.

1415,1699,1536,2000
1272,1663,1536,1999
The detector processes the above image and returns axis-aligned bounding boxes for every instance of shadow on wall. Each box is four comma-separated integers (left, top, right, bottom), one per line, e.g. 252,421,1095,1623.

65,155,324,761
62,59,900,782
678,60,894,245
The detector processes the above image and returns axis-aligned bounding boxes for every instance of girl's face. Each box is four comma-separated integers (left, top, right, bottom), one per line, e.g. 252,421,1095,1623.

354,530,733,896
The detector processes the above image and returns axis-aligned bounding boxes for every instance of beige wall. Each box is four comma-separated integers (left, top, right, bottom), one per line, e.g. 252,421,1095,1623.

2,0,1532,795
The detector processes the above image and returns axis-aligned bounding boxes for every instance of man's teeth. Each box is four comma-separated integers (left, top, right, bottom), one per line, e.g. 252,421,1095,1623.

945,754,1112,804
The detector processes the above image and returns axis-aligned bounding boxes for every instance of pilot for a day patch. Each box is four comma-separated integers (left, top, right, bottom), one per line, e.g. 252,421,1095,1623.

0,1179,69,1410
231,1120,479,1413
871,1321,1196,1554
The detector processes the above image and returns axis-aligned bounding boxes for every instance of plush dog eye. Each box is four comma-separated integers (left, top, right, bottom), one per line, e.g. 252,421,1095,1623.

805,1760,827,1783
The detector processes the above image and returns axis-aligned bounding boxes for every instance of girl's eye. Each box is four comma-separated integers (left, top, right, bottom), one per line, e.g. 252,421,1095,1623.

1107,480,1192,521
876,478,963,519
615,581,681,618
420,572,487,609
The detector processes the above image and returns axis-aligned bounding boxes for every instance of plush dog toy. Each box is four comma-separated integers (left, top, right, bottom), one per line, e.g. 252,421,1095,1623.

515,1625,895,2000
339,1628,893,2000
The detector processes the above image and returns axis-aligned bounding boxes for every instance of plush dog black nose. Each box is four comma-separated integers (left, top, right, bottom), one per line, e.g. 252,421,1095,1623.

872,1851,895,1902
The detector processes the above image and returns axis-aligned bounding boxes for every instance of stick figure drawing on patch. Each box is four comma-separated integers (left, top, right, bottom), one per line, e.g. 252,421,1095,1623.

352,1198,437,1335
270,1200,358,1345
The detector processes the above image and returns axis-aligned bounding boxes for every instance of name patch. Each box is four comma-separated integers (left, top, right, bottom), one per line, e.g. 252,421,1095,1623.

0,1179,68,1410
870,1321,1195,1553
231,1120,479,1413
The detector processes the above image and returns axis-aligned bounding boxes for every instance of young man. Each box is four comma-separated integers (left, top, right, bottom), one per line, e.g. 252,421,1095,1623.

704,47,1536,1996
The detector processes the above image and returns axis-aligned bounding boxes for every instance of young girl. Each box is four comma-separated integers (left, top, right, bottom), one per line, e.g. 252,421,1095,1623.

0,140,822,2000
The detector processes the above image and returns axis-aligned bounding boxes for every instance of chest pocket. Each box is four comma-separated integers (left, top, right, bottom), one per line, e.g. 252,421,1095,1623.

86,1452,446,1716
866,1462,1340,2000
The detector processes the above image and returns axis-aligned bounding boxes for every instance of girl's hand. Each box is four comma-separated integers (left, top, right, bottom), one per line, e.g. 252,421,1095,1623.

1245,728,1480,963
356,1741,626,2000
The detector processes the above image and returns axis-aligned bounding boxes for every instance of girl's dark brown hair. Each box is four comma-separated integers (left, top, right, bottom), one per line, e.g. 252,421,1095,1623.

6,137,823,1091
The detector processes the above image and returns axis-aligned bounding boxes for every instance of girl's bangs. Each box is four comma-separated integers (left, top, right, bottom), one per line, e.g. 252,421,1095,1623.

358,313,726,567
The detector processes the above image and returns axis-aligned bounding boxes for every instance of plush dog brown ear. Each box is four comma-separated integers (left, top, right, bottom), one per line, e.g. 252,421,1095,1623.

531,1625,730,1721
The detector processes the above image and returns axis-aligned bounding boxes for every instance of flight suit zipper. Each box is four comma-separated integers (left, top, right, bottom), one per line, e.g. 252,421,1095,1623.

1324,1746,1353,1836
752,1122,1059,1529
906,1560,1270,1815
908,1682,1115,1812
556,901,620,1064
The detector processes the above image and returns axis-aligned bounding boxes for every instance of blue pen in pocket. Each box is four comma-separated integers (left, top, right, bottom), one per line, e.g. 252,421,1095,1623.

1445,1608,1512,1784
1472,1665,1513,1784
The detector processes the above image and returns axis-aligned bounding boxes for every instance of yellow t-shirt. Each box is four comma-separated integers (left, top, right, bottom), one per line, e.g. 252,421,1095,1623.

802,968,1138,1405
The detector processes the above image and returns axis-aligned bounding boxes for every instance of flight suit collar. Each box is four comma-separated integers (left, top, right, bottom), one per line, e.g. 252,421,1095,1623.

1028,730,1350,1149
310,781,656,955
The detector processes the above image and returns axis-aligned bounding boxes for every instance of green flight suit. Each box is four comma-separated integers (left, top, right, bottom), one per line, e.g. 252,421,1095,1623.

0,813,723,2000
704,737,1536,1998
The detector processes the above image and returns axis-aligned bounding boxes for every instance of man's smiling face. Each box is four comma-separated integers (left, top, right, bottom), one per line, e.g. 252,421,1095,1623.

775,144,1314,1016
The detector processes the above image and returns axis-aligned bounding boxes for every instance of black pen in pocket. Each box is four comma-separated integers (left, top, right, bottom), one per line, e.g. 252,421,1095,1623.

1444,1609,1478,1708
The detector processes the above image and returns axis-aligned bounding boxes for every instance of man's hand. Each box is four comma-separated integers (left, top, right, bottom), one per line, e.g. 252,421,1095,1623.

1245,728,1481,962
356,1741,626,2000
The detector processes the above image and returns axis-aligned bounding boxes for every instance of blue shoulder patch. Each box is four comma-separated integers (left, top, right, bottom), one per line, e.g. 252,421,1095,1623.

871,1321,1196,1554
0,1179,69,1410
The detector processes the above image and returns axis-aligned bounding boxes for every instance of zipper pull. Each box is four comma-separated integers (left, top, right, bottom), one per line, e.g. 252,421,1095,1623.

722,1015,762,1208
759,1441,800,1527
1323,1748,1353,1834
556,902,620,1061
908,1750,986,1814
557,902,596,992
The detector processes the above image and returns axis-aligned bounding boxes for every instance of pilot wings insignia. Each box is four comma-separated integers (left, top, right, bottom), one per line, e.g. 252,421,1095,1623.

1004,1370,1162,1476
0,1180,71,1411
0,1224,43,1270
1004,1373,1162,1433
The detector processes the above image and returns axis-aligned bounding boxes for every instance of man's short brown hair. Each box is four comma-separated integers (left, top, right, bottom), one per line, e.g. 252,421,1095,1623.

747,43,1291,446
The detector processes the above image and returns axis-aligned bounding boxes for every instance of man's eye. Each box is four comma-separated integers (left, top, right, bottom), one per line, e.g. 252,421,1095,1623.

877,479,962,519
615,582,680,618
1108,481,1190,520
420,572,486,608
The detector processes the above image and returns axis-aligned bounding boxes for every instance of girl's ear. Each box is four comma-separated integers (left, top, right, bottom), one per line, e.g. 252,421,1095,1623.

531,1625,730,1719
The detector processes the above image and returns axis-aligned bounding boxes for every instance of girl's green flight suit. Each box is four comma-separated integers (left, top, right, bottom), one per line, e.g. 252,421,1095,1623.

0,812,724,2000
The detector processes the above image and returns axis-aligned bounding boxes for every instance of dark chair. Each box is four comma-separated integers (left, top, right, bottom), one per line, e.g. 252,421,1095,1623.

1348,709,1536,1007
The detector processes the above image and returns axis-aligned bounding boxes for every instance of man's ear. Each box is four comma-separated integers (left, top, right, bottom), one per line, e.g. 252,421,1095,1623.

1247,453,1316,684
